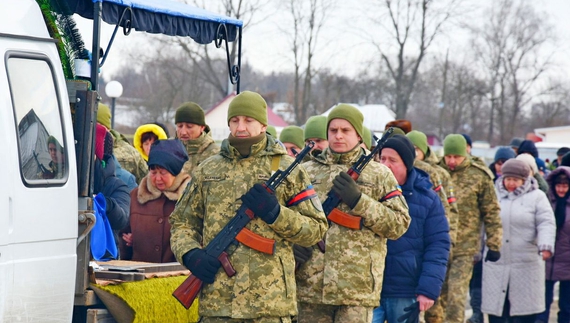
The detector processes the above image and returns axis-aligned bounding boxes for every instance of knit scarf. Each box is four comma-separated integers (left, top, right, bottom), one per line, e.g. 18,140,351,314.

228,133,265,157
555,191,570,230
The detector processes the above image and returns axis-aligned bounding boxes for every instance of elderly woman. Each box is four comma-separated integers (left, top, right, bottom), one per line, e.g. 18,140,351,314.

119,139,190,263
482,159,556,323
536,166,570,323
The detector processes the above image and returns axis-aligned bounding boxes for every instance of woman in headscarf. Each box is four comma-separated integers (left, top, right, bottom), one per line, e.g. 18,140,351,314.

482,159,556,323
119,139,190,263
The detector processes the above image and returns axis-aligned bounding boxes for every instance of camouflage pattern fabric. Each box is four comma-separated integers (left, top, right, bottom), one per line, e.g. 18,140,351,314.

430,156,502,323
180,130,220,176
297,302,372,323
110,129,148,184
170,134,328,319
297,146,410,308
200,317,292,323
437,157,502,256
413,159,456,245
430,254,473,323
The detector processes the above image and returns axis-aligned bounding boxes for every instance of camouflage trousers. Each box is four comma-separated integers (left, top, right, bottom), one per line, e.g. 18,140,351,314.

200,317,292,323
425,254,474,323
297,302,373,323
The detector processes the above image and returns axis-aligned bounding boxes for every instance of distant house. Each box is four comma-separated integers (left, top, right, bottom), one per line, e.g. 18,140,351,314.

272,102,296,124
534,125,570,144
320,103,396,133
205,93,289,142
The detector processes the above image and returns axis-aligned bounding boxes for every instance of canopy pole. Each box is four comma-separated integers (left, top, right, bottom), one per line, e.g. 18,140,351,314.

236,26,242,94
90,1,102,91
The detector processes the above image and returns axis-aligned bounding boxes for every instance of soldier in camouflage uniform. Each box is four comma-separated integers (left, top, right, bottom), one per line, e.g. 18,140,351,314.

406,131,458,323
296,104,411,323
434,134,503,323
173,102,220,176
170,91,328,323
97,103,148,184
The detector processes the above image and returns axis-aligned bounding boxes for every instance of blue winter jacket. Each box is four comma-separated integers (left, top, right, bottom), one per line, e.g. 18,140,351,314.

380,168,450,300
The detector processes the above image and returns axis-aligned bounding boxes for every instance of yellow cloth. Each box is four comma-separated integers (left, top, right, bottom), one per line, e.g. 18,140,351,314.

94,276,199,323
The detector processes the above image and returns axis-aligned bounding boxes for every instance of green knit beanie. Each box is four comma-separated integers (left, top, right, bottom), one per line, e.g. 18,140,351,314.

327,104,363,139
266,125,277,137
97,103,112,130
227,91,268,126
175,102,206,125
406,130,428,155
362,126,372,150
387,127,406,138
443,134,467,157
304,115,327,140
279,126,304,149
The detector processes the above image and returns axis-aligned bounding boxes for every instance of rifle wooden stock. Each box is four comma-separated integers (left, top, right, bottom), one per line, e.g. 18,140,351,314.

236,228,275,255
172,274,203,309
327,208,362,230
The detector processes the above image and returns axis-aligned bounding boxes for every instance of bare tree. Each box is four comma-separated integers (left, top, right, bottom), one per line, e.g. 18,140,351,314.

279,0,335,125
471,0,554,143
150,0,268,99
367,0,462,119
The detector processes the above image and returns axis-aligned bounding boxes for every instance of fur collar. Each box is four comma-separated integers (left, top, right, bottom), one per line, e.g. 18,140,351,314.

137,172,191,204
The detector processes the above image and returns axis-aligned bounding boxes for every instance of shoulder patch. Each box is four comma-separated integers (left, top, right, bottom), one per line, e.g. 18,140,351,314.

286,185,323,212
379,186,403,202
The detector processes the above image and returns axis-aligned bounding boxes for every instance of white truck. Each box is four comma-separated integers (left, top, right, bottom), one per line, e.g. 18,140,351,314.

0,0,242,321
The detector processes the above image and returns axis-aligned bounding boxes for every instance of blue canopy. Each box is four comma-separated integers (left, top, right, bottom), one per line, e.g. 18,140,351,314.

69,0,243,44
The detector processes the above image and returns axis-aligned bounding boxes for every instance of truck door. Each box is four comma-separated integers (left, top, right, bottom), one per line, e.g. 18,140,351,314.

2,51,78,322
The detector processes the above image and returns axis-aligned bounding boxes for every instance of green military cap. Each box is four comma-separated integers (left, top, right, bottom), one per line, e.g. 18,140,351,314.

304,115,327,141
443,134,467,157
266,125,277,137
175,102,206,125
406,130,428,155
327,104,363,139
279,126,304,149
228,91,268,126
97,103,112,130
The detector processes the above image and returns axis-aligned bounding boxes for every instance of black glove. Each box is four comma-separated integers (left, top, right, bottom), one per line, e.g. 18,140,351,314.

485,250,501,262
241,183,280,224
397,302,420,323
332,172,362,209
293,245,313,266
182,248,221,284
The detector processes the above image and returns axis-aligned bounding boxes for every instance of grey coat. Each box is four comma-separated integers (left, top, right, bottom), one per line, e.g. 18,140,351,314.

482,177,556,316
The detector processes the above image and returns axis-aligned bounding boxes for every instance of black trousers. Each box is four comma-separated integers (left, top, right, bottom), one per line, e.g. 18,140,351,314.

488,289,536,323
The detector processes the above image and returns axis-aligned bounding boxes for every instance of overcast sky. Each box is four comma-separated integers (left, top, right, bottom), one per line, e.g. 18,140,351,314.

76,0,570,86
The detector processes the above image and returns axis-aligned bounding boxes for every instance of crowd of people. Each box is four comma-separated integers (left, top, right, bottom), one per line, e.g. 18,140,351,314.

85,91,570,323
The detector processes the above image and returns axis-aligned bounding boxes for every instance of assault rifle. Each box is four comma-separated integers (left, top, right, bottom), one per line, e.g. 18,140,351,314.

172,141,314,309
33,150,54,179
322,127,393,230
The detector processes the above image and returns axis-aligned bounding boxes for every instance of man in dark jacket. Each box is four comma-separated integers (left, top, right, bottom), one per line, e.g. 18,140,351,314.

373,135,450,323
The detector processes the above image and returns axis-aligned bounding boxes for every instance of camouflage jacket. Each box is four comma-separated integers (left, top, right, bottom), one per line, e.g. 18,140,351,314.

110,129,147,184
297,147,410,307
424,147,459,220
180,131,220,177
169,135,327,319
438,157,503,256
413,159,457,245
